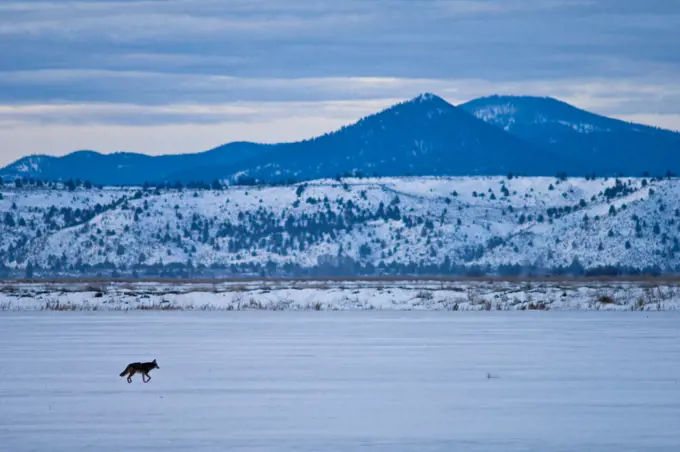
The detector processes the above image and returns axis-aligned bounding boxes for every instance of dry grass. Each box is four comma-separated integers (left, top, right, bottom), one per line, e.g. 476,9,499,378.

415,290,434,301
42,301,81,311
137,304,183,311
598,295,616,304
5,274,680,285
2,276,679,312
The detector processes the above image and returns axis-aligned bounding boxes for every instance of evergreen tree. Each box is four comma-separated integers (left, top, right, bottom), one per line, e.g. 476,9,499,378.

4,212,15,227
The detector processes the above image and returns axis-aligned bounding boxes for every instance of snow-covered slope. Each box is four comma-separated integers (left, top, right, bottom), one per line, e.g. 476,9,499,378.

1,176,678,276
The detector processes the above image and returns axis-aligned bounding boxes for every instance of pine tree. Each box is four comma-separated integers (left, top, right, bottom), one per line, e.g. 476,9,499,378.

4,212,15,227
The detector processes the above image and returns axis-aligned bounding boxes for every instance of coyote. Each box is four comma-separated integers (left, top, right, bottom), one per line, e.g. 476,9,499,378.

119,359,159,383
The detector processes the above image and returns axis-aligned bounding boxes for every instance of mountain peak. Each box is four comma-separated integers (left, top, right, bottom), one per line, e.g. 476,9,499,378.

409,92,448,105
68,150,103,158
475,94,557,101
459,94,680,177
459,94,602,127
380,93,454,116
461,94,584,113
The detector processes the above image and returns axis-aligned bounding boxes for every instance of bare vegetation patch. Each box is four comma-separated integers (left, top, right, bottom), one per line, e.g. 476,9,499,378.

598,295,616,304
1,279,679,311
137,303,183,311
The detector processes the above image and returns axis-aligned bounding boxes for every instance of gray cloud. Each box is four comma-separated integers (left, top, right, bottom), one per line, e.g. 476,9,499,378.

1,0,678,80
2,72,679,117
1,0,679,162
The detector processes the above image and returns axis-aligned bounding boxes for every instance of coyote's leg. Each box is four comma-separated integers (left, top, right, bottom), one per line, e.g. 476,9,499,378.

143,373,151,383
127,369,135,383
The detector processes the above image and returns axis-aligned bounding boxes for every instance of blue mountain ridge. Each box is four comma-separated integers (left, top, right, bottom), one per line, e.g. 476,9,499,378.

2,93,678,185
0,143,272,186
165,93,565,183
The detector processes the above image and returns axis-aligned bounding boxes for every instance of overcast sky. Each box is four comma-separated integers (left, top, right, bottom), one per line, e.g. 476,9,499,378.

1,0,679,166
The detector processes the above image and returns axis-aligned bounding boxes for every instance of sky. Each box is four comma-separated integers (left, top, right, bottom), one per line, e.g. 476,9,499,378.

1,0,680,166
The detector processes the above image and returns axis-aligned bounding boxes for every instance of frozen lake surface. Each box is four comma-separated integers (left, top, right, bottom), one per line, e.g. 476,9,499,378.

1,312,680,452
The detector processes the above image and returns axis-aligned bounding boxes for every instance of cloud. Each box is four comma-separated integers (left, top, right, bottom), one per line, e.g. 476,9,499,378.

616,114,680,132
1,0,678,80
1,0,679,163
0,98,401,127
0,116,364,166
2,74,679,121
0,71,458,104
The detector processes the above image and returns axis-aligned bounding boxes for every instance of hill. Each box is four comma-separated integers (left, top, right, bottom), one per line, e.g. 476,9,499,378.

0,143,272,186
1,175,678,277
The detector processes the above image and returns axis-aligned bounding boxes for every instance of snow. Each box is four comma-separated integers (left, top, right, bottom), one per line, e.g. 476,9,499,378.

471,104,517,124
415,92,436,103
1,312,679,451
468,101,613,135
7,156,43,174
557,120,599,134
2,176,679,273
1,280,679,311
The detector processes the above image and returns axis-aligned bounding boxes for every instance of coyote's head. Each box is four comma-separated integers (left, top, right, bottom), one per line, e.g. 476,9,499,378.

152,359,159,369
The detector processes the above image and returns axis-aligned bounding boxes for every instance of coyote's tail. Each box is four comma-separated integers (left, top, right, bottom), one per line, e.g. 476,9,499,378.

119,367,129,377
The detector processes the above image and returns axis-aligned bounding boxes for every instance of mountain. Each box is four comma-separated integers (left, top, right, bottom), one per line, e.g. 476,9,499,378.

168,93,562,183
1,176,679,277
4,93,679,185
459,95,680,177
1,94,565,185
0,143,273,186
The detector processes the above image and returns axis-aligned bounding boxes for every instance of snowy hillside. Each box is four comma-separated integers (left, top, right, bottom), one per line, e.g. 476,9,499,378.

1,176,679,277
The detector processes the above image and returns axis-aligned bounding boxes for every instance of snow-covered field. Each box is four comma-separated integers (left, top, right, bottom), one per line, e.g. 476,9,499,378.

1,280,680,311
1,312,679,452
